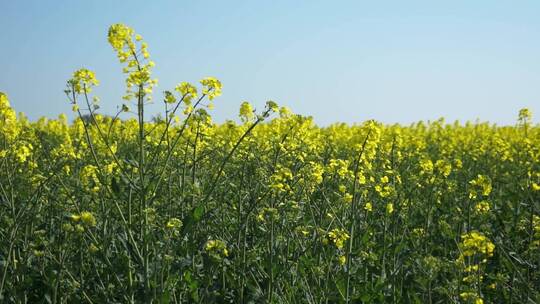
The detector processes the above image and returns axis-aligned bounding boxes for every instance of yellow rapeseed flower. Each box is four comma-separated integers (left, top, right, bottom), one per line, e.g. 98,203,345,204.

386,203,394,214
70,68,99,94
200,77,222,100
80,211,97,227
327,228,350,250
166,218,183,229
364,202,373,212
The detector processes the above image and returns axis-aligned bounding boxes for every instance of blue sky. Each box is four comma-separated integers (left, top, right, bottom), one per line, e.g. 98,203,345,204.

1,0,539,125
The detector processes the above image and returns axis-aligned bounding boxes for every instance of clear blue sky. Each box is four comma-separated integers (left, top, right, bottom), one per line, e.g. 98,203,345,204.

1,0,539,125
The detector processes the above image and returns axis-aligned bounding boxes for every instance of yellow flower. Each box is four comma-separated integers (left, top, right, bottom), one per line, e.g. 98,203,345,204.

474,201,490,214
327,228,350,250
464,264,479,272
364,202,373,212
0,91,20,141
166,218,183,229
80,211,97,227
200,77,222,100
460,292,483,304
239,101,254,122
412,228,425,237
164,91,176,104
435,160,452,177
175,82,198,103
205,239,229,258
257,207,279,223
266,100,279,112
295,227,310,237
62,223,74,232
15,144,32,163
386,203,394,214
81,165,100,192
75,224,85,233
469,175,492,199
460,231,495,259
518,108,532,122
89,243,99,253
70,214,81,222
279,106,292,117
108,24,134,52
70,68,99,94
107,24,157,100
419,159,434,174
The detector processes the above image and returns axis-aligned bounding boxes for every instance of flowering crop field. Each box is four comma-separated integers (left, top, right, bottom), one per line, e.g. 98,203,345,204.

0,24,539,303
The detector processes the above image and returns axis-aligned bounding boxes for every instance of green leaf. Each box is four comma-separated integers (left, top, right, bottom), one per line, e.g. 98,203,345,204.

193,205,204,222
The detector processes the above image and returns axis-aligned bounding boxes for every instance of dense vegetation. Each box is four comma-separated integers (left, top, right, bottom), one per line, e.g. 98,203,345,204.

0,24,539,303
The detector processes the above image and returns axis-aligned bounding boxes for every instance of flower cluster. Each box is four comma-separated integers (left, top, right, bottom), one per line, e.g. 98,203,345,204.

200,77,222,101
70,68,99,94
327,228,350,250
239,101,254,122
70,211,97,227
469,175,492,200
459,231,495,260
108,23,157,101
204,239,229,259
175,82,198,104
0,92,20,142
